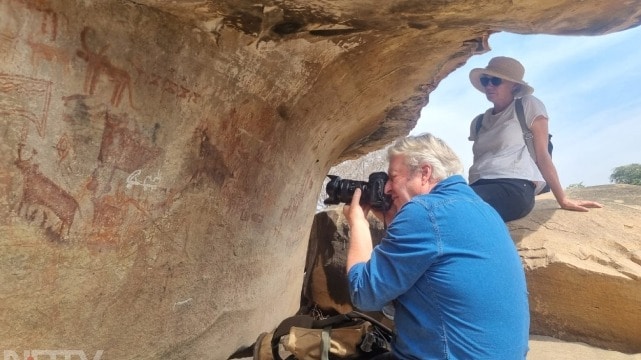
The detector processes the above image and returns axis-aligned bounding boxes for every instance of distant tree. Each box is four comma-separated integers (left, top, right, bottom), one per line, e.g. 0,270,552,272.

610,163,641,185
567,182,585,190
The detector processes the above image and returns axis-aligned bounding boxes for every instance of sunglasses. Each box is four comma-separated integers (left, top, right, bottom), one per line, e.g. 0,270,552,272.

480,76,503,87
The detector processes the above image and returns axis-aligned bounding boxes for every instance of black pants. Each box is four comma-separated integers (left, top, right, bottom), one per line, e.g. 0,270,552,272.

470,178,536,222
370,353,395,360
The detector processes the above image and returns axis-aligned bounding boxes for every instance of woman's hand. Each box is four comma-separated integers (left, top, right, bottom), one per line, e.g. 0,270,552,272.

558,197,603,212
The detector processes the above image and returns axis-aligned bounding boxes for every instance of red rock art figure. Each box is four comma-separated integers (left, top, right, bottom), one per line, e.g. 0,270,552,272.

190,124,233,187
55,133,70,162
15,144,79,239
93,111,160,193
128,59,202,104
90,184,147,245
0,1,20,56
16,0,59,41
77,27,135,108
26,36,71,72
0,73,52,138
159,124,231,208
98,111,160,173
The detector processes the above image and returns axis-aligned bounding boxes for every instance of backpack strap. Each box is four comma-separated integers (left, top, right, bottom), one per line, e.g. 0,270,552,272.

321,326,331,360
268,311,393,360
475,100,536,161
473,113,484,136
313,313,354,328
271,315,315,360
515,98,537,162
344,311,393,338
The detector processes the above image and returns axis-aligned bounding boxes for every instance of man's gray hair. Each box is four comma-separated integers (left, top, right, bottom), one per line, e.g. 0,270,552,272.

387,133,463,181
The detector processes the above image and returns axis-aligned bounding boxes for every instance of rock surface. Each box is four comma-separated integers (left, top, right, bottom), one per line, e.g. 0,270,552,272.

302,209,387,314
1,0,641,358
510,185,641,353
528,335,641,360
305,185,641,354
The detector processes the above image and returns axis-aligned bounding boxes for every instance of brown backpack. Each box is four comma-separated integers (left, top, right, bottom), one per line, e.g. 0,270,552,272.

253,311,392,360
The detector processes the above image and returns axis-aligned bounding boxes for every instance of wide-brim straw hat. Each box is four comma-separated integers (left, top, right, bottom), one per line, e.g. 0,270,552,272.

469,56,534,97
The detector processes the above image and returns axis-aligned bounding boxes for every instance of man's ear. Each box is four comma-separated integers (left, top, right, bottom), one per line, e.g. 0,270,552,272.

512,84,521,95
420,164,432,185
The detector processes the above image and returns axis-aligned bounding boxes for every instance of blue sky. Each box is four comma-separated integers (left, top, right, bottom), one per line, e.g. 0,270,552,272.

412,26,641,187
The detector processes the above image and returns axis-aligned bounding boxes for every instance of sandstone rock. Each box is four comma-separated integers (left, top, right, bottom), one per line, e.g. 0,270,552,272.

302,208,386,314
528,335,641,360
1,0,641,358
510,184,641,353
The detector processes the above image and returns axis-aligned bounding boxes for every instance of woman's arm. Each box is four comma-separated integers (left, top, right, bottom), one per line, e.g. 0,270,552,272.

530,116,603,211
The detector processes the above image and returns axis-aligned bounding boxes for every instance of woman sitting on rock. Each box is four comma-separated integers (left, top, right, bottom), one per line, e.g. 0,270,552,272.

467,56,602,222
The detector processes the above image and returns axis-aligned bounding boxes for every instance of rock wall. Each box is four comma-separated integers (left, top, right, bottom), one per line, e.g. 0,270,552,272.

1,0,640,358
510,185,641,353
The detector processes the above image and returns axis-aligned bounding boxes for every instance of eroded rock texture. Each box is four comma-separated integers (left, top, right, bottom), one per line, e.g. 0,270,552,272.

0,0,640,358
510,185,641,354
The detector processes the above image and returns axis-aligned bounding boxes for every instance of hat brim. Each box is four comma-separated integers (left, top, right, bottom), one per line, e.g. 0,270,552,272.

469,68,534,97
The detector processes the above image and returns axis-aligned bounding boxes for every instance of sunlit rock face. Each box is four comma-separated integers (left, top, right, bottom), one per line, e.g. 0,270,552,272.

0,0,639,358
510,185,641,354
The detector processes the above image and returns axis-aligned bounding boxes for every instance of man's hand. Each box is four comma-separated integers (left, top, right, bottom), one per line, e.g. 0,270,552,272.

343,188,370,226
344,188,374,272
346,188,397,226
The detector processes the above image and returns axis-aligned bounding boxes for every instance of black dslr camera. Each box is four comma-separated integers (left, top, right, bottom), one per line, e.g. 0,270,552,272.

324,172,391,210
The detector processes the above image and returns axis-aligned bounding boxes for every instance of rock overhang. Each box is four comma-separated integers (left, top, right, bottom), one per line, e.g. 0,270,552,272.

1,1,641,359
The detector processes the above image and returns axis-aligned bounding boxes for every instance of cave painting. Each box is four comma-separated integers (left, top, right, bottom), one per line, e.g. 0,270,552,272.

77,27,135,108
15,0,60,41
90,184,147,245
27,36,72,73
98,111,161,174
15,144,79,240
0,73,52,138
189,124,233,187
130,59,202,104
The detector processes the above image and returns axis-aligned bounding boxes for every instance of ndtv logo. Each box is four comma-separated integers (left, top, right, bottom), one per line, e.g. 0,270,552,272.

3,350,103,360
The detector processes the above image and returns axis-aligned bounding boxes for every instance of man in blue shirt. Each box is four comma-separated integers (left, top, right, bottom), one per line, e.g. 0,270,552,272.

345,133,530,359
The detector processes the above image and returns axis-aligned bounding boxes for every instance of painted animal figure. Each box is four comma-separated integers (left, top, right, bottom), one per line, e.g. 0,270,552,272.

77,27,135,108
16,0,59,40
15,145,79,238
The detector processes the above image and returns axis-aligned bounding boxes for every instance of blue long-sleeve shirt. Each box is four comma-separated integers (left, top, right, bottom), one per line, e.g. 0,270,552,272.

348,175,529,360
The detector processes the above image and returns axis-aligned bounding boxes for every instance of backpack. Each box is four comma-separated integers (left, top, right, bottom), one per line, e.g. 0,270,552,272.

474,97,553,194
253,311,393,360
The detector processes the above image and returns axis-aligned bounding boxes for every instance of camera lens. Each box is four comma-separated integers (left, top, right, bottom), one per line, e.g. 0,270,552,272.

324,175,367,205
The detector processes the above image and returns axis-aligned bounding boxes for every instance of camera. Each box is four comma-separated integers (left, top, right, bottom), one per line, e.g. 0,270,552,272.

324,172,391,210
